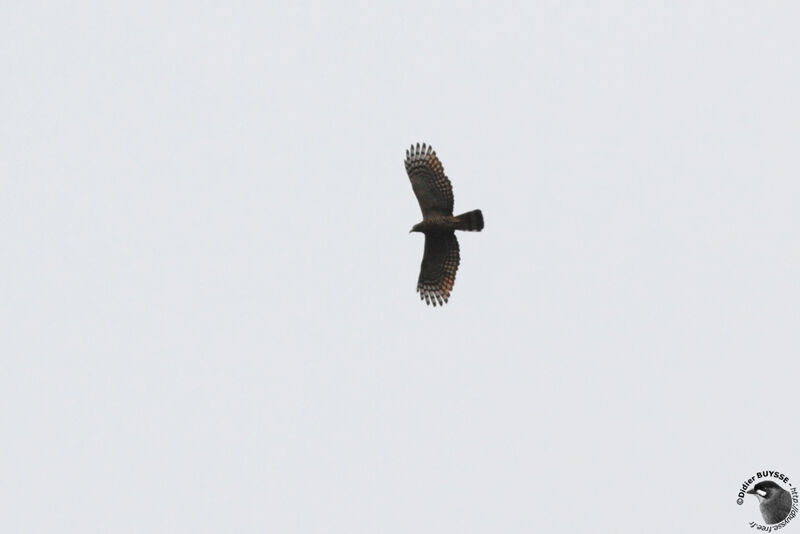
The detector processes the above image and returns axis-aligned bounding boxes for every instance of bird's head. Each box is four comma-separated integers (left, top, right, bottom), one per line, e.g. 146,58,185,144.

747,481,784,502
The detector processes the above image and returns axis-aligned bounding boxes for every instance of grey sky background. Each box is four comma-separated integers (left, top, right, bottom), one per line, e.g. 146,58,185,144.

2,2,799,532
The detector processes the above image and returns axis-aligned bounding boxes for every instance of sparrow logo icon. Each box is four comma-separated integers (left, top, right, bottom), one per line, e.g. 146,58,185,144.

736,470,798,530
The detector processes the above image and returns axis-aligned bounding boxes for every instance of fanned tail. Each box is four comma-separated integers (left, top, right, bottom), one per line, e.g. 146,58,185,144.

455,209,484,231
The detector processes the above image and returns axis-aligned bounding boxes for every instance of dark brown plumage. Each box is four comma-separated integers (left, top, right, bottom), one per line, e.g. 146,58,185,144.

405,143,484,306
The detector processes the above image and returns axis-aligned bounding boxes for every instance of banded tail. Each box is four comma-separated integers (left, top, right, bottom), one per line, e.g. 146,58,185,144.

455,209,484,231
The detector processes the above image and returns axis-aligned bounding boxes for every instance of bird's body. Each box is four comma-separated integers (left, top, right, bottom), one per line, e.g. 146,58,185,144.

411,214,481,233
405,143,483,306
748,481,793,525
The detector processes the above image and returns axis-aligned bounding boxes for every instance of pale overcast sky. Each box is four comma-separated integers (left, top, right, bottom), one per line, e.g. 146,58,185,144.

2,2,799,532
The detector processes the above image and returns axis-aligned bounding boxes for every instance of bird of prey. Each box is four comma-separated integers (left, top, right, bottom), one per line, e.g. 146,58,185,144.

747,480,793,524
405,143,484,306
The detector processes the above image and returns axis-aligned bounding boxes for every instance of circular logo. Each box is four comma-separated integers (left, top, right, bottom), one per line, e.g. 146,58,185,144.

736,470,798,529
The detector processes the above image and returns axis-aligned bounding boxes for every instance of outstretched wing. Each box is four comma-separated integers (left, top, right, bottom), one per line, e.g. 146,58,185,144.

418,232,460,306
405,143,454,217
